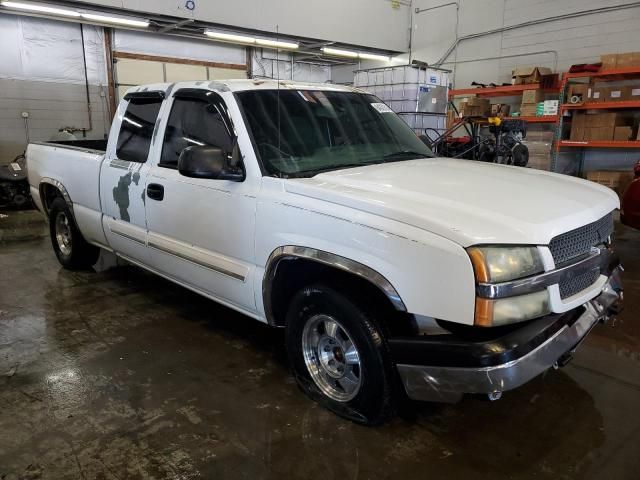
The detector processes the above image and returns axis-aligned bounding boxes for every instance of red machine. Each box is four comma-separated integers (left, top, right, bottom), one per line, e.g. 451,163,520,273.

621,160,640,230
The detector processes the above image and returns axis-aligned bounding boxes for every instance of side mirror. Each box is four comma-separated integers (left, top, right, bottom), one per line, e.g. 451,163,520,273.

177,146,244,181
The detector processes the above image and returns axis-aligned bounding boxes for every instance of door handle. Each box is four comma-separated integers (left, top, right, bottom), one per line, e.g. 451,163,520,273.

147,183,164,201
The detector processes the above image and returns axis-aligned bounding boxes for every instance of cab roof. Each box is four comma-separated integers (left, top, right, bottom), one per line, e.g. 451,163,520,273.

125,79,363,97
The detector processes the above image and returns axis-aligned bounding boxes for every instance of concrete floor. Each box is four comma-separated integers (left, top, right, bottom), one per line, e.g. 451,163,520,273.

1,210,639,480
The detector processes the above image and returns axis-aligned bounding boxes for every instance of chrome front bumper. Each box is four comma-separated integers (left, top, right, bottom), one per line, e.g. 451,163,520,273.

396,267,623,403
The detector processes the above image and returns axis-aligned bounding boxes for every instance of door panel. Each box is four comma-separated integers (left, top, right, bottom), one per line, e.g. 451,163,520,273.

145,167,256,310
144,90,257,311
100,95,163,262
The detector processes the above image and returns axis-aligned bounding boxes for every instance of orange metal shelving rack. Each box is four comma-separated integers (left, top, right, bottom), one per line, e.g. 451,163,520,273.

552,66,640,172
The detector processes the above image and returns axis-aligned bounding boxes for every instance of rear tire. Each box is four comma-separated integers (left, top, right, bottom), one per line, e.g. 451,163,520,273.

285,284,394,425
49,197,99,270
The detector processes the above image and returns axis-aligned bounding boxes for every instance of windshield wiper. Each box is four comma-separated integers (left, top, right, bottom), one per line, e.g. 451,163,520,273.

382,150,432,161
295,162,374,178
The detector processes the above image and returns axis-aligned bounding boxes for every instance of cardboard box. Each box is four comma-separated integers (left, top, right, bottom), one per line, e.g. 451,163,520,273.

460,97,490,116
462,97,490,108
512,66,553,85
600,54,618,70
583,112,632,128
587,170,635,200
519,104,539,116
605,86,628,102
460,105,489,117
585,126,614,141
616,52,640,68
570,112,632,140
526,130,555,142
630,85,640,101
614,126,633,141
570,125,584,141
490,104,511,117
522,89,544,104
600,52,640,70
567,84,590,103
590,86,605,102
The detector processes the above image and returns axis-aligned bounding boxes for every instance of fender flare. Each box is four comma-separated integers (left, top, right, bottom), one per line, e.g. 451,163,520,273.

39,177,74,217
262,245,406,326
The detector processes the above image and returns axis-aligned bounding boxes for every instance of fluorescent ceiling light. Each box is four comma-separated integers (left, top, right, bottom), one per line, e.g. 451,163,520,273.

358,52,391,62
80,12,149,28
205,30,299,50
205,30,256,44
0,1,149,26
255,38,298,49
322,47,390,62
1,1,80,17
322,47,359,58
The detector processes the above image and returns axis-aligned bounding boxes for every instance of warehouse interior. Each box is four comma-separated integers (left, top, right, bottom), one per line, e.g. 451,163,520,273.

1,1,639,478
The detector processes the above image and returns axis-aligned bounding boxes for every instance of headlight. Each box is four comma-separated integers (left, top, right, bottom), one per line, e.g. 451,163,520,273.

468,246,544,283
468,246,549,327
475,291,551,327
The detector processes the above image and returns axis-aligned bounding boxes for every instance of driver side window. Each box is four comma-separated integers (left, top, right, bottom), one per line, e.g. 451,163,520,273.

160,96,233,169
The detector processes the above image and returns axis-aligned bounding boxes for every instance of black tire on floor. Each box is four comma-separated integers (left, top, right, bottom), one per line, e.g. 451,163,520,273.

48,197,99,270
285,284,395,426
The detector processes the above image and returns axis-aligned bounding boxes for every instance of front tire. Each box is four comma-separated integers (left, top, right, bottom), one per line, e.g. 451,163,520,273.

49,197,99,270
286,284,394,425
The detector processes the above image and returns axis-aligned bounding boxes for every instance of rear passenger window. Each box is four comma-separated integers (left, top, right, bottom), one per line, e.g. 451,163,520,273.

160,97,234,169
116,98,162,163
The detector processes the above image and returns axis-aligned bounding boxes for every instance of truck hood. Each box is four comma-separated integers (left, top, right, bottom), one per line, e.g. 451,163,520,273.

284,158,619,247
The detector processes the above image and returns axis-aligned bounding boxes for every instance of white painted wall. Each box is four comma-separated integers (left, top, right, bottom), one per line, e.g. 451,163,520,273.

411,0,640,87
252,50,331,82
73,0,412,51
114,30,246,64
0,12,248,163
0,14,110,161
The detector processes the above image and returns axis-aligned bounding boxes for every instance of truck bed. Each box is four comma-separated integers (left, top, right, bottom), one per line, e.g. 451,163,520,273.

39,138,108,153
26,141,106,240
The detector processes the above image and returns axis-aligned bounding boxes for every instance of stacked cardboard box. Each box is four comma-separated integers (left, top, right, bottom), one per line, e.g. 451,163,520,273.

587,170,635,200
459,97,490,117
490,103,511,117
512,67,553,85
523,130,554,170
601,52,640,70
591,83,637,102
567,84,591,104
519,89,544,117
567,80,640,104
570,112,635,141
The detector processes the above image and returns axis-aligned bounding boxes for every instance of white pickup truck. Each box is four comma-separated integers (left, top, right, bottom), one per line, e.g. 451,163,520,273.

27,80,623,425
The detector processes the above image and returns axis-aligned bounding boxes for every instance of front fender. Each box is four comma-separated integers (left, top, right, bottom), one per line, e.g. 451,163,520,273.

255,194,476,325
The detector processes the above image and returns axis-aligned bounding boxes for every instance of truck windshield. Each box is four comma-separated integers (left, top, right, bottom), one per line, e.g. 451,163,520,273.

236,89,434,178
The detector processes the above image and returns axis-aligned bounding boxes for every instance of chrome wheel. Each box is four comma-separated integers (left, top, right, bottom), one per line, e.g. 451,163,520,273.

302,314,362,402
55,212,72,256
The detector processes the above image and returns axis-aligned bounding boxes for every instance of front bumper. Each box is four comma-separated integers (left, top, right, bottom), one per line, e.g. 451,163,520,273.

394,266,623,403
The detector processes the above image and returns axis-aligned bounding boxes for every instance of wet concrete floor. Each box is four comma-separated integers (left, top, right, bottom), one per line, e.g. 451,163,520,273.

1,210,639,479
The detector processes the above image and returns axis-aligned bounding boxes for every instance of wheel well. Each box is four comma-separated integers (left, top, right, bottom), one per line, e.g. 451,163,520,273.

267,257,416,336
40,183,64,215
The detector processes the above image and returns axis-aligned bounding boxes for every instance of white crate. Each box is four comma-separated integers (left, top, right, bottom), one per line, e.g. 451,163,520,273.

391,100,418,113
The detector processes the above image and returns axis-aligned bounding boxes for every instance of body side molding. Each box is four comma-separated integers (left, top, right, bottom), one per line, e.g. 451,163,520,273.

262,245,407,326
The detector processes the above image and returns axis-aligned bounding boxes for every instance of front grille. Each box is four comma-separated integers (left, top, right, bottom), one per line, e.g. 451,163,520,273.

559,268,601,299
549,213,613,265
